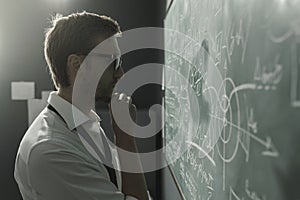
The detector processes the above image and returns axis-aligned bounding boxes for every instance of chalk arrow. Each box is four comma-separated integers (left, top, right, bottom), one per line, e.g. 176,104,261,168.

261,136,279,157
221,117,280,157
209,114,280,158
236,126,279,158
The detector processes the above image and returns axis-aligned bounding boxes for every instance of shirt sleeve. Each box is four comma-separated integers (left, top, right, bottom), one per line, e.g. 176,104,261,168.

27,140,141,200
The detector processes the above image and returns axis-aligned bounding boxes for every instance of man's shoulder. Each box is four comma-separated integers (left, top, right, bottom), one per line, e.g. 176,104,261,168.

17,108,82,163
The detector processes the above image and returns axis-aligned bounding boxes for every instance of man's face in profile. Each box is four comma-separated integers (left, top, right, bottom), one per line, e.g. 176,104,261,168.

72,36,124,106
86,36,124,104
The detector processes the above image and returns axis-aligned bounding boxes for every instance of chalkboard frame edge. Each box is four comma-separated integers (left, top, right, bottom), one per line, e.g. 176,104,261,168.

164,0,175,20
164,157,186,200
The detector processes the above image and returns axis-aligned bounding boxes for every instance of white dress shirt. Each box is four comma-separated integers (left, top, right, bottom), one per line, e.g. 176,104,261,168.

14,91,149,200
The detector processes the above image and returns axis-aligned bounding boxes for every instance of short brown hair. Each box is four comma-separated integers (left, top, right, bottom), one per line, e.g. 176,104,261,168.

44,11,121,88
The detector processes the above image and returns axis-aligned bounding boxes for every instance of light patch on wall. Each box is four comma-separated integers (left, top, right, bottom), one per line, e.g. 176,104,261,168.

11,82,35,100
11,81,52,125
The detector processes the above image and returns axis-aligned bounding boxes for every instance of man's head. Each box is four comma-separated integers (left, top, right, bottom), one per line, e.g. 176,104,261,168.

44,11,123,103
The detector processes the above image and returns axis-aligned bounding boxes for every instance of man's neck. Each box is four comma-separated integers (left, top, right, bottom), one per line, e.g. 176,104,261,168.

57,87,72,103
57,87,93,115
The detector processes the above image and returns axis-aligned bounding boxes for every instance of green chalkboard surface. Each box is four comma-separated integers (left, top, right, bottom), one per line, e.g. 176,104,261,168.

164,0,300,199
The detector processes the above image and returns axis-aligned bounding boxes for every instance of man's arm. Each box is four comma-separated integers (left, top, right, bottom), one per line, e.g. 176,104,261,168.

110,93,148,200
116,133,148,200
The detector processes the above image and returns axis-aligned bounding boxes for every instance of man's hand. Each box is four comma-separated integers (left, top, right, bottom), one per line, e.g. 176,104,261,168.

109,93,136,139
109,93,138,144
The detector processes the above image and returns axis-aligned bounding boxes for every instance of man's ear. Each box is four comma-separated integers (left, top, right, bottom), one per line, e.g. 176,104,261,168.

66,54,83,84
67,54,82,70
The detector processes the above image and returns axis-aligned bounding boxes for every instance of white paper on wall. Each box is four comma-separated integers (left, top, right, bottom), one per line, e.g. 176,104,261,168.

11,82,35,100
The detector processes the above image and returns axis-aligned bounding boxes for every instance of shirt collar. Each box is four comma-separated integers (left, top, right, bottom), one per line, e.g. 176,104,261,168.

47,91,101,130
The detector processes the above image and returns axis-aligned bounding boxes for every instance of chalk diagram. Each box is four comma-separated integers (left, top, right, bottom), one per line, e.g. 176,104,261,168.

207,78,280,190
165,52,282,199
164,0,285,199
164,28,282,200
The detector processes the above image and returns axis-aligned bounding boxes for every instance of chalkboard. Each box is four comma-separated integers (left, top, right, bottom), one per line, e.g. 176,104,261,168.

163,0,300,199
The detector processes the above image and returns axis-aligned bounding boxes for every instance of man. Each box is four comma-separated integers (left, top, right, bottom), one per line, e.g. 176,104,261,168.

14,11,149,200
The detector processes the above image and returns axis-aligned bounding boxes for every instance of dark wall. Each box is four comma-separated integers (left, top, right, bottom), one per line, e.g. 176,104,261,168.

0,0,165,199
